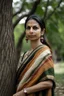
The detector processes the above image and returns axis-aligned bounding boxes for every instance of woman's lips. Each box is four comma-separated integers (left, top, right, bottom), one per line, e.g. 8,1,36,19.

28,35,36,37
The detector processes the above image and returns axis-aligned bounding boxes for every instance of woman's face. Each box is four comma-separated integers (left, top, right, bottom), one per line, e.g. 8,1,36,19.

25,19,42,41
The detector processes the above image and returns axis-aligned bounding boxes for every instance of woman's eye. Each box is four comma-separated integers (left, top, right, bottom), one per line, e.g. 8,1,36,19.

26,26,30,30
26,26,39,30
33,26,38,30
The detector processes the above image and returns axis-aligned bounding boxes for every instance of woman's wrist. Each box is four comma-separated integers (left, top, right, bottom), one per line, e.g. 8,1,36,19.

23,88,28,96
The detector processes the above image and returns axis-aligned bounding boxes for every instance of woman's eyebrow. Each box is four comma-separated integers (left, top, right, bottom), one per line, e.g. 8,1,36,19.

26,24,39,27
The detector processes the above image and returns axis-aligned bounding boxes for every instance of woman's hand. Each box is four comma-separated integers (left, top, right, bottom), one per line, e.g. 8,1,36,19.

13,90,25,96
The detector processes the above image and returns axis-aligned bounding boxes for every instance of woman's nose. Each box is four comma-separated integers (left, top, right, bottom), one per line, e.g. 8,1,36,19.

30,27,33,34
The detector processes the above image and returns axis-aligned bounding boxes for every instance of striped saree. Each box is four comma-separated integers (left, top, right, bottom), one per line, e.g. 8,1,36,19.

16,45,55,96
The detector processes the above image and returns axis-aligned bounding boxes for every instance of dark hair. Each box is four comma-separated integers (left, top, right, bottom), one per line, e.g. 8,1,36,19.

25,14,45,30
25,14,51,49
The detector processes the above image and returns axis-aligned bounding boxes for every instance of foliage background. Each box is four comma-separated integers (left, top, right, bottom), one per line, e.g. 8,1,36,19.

13,0,64,61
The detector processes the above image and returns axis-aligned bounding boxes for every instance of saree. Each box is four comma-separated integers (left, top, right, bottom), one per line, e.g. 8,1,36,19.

16,45,55,96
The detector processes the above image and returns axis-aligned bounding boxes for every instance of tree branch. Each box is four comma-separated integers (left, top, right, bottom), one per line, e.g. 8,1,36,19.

43,0,49,20
13,0,25,17
45,0,63,21
16,31,25,61
13,13,28,29
13,0,41,29
28,0,41,16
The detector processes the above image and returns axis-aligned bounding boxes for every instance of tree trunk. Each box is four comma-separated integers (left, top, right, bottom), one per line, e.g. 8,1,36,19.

0,0,17,96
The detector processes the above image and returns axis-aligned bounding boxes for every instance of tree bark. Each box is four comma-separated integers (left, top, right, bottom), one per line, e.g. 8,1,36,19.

0,0,17,96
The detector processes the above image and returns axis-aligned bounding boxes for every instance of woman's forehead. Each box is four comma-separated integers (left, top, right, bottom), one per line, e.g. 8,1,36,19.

26,19,40,26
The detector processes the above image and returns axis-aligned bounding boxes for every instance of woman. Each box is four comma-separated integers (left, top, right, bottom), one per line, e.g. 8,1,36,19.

13,14,55,96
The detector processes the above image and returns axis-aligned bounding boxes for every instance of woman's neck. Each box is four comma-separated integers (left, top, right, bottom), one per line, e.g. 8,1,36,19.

30,40,42,50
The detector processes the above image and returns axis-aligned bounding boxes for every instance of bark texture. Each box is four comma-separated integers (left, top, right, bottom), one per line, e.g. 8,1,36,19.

0,0,17,96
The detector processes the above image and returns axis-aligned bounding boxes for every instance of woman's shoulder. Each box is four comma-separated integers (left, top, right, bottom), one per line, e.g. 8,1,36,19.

42,44,51,50
17,52,25,69
42,44,52,54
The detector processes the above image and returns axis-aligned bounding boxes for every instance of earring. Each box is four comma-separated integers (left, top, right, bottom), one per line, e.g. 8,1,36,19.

40,35,44,43
25,35,28,43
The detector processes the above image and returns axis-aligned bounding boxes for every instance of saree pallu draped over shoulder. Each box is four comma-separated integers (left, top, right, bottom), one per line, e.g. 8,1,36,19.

16,45,55,96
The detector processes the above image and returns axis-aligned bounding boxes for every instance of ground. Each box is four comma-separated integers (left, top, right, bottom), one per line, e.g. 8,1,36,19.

54,62,64,96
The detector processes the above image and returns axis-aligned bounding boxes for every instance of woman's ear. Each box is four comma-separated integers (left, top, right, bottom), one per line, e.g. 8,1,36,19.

41,28,45,36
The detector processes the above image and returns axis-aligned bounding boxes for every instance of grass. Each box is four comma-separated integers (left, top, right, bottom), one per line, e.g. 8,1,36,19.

54,62,64,84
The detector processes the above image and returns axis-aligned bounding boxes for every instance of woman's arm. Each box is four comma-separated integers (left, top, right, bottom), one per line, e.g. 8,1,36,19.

24,80,53,94
13,80,53,96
